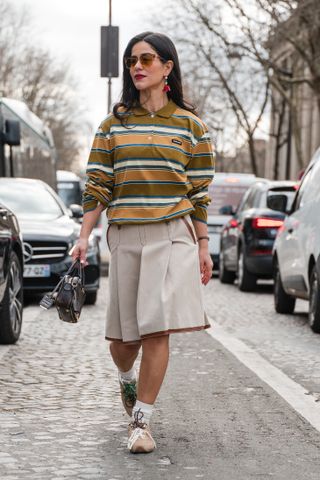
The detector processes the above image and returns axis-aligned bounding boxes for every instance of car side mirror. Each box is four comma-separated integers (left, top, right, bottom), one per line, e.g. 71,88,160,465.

69,204,83,219
219,204,235,216
267,194,288,213
4,120,21,146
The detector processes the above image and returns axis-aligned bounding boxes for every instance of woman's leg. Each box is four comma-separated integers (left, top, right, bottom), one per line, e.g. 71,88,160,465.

137,335,170,404
109,341,141,372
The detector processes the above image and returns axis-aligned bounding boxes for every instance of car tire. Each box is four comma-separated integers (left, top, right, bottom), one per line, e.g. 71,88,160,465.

85,290,97,305
219,250,236,284
0,251,23,344
308,266,320,333
237,246,257,292
274,261,296,314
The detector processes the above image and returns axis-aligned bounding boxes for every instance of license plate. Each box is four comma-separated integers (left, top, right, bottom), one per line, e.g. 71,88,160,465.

24,264,51,278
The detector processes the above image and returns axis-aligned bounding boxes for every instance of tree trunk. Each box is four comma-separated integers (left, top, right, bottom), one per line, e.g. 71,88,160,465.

247,134,258,175
273,98,286,180
291,104,304,171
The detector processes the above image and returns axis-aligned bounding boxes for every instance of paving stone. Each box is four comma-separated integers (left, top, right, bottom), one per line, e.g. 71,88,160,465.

1,278,320,479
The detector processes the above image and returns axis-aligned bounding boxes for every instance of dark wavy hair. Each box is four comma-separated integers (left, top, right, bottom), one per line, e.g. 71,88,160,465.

113,31,196,125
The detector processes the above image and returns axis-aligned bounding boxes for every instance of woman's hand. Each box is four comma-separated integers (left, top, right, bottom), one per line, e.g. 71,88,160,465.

199,245,213,285
69,238,89,265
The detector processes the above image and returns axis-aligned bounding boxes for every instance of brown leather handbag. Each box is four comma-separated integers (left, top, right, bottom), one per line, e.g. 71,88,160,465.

39,259,86,323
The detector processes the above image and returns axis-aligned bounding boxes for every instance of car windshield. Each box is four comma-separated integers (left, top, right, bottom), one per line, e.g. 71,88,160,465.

0,182,63,220
208,183,251,215
57,181,82,207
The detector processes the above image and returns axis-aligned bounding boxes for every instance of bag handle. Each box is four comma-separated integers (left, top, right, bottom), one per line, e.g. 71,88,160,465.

49,259,84,297
67,258,84,282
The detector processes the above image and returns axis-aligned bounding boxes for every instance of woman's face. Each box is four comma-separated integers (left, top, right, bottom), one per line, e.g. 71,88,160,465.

129,41,172,92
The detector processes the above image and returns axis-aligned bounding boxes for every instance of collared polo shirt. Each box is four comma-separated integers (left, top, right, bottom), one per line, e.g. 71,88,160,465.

83,100,215,224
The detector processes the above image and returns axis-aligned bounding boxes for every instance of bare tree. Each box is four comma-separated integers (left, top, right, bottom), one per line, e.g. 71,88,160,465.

0,0,89,171
216,0,320,170
153,0,270,174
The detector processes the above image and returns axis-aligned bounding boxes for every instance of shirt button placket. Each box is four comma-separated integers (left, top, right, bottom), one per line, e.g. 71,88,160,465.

148,113,155,143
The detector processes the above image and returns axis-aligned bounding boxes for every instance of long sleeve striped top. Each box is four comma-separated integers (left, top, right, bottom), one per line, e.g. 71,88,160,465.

83,99,215,224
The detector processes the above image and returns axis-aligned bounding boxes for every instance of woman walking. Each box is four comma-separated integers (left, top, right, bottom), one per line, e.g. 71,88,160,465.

72,31,215,454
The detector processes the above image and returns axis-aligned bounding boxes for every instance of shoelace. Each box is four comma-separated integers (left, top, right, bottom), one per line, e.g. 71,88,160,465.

128,426,149,449
133,408,144,428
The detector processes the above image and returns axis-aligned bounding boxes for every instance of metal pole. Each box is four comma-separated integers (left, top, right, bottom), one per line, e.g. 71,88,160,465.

107,0,112,113
108,77,112,113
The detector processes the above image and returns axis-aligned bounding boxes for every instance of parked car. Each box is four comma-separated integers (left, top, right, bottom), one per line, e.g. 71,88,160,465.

219,179,298,291
56,170,83,208
0,203,24,344
207,173,257,269
0,178,100,304
273,148,320,332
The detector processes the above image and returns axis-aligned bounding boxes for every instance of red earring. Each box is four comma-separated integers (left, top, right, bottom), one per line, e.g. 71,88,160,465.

163,76,171,93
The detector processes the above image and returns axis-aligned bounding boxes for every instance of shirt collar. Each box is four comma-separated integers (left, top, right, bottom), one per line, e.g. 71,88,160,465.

132,99,177,118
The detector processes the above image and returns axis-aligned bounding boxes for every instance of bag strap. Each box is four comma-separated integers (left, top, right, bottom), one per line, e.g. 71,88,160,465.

68,258,84,283
49,259,84,297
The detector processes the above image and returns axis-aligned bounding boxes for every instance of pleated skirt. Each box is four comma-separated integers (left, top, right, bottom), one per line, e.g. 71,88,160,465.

105,215,210,344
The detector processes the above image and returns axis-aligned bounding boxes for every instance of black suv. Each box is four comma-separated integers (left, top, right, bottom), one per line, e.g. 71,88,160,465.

0,203,24,344
219,179,298,291
0,178,100,304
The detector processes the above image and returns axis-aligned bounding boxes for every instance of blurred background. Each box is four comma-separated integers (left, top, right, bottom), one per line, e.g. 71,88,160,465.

1,0,319,178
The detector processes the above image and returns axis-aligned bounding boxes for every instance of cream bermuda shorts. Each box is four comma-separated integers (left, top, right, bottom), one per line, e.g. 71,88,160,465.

105,215,210,344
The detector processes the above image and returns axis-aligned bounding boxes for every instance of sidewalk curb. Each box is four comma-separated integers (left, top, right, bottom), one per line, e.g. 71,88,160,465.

206,320,320,433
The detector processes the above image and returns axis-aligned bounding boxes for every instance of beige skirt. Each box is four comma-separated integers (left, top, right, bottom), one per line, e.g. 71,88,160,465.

105,215,210,344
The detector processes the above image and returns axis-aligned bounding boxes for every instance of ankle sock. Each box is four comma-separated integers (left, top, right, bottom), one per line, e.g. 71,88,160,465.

132,400,153,425
118,365,136,383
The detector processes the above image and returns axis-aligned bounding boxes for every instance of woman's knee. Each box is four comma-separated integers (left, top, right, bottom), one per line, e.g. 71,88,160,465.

109,341,141,357
141,335,169,353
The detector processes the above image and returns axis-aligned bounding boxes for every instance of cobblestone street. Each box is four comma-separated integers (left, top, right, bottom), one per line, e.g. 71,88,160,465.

1,277,320,479
204,277,320,399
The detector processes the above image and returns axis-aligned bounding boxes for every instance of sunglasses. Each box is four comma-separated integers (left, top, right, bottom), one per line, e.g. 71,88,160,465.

124,53,164,69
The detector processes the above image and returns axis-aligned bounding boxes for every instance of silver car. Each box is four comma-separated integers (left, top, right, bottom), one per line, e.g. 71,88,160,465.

273,148,320,332
207,173,256,270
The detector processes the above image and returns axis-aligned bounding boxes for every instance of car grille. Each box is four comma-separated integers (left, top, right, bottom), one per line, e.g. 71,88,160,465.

23,241,69,264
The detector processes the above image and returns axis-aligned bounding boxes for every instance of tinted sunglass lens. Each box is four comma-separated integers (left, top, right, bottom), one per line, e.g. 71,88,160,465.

125,57,137,68
140,53,154,66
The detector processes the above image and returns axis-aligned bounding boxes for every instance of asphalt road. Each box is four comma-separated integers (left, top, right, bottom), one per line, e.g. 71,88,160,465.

0,277,320,479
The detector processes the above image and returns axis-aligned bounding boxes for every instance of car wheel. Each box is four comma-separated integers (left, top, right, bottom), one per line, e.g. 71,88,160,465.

308,266,320,333
237,246,257,292
0,251,23,344
219,250,236,284
85,290,97,305
274,260,296,314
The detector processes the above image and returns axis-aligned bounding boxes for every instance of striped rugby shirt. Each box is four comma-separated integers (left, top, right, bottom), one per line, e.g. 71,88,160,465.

83,99,215,224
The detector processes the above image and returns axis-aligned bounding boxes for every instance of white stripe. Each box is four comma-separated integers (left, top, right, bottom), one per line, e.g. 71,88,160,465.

206,322,320,433
110,124,197,145
114,159,185,172
109,196,182,206
87,165,113,175
187,170,213,177
189,191,208,200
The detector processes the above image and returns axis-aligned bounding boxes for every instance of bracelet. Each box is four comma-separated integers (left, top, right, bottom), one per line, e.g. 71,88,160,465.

197,236,210,242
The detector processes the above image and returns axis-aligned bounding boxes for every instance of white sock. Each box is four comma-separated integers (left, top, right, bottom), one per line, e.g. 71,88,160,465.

118,365,136,383
132,400,153,425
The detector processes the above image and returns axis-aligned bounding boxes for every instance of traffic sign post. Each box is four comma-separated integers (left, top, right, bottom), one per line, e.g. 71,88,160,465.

100,0,119,113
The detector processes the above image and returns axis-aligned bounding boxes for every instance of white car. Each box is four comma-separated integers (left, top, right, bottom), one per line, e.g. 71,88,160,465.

207,173,256,270
273,148,320,332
